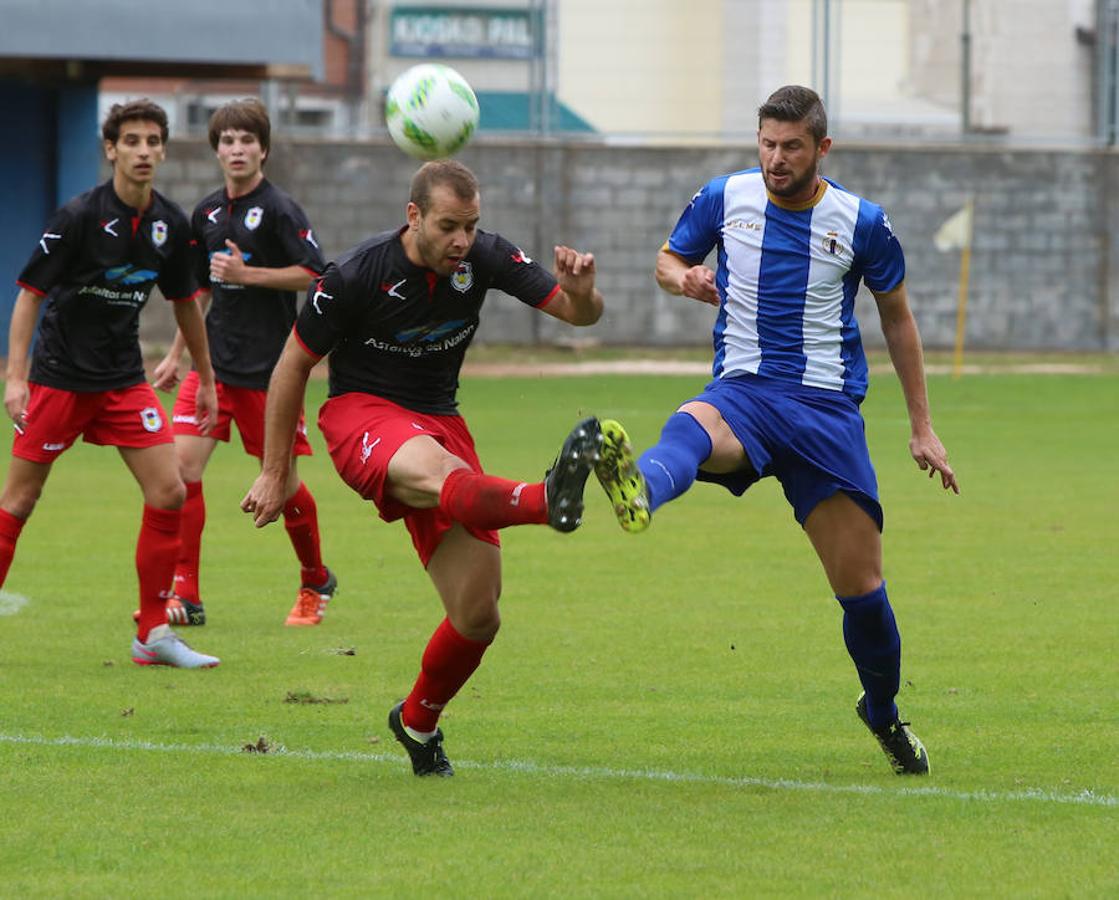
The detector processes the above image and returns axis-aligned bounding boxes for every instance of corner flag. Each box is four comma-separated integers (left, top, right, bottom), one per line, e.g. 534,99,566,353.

935,198,975,378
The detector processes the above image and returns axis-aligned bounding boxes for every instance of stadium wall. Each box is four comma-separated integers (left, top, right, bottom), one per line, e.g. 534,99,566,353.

142,138,1118,353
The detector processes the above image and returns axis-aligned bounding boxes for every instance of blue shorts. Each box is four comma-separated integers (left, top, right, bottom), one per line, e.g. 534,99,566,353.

692,374,883,531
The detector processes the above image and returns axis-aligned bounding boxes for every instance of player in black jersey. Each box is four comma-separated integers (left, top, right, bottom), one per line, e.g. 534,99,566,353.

151,99,335,628
242,160,606,775
0,100,220,668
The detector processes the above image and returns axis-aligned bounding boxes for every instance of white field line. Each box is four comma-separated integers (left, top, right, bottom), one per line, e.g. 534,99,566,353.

459,361,1111,378
0,732,1114,809
0,591,29,616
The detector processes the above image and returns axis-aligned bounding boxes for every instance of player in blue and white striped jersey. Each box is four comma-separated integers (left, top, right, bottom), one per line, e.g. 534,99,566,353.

594,85,958,776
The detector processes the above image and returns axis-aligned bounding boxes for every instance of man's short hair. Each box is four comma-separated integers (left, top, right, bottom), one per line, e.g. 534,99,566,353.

409,160,480,213
102,99,169,145
758,85,828,144
208,98,272,157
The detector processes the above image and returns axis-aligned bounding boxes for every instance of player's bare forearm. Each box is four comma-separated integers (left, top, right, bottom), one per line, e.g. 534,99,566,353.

242,335,316,526
173,298,215,385
875,285,931,430
238,264,317,292
656,247,718,306
546,246,603,325
5,290,41,382
874,284,959,493
4,290,42,425
259,335,316,478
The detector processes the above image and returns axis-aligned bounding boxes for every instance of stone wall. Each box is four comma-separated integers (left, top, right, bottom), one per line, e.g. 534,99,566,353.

144,136,1118,353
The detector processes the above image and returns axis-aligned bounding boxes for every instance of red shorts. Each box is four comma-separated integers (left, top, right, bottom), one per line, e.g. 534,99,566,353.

317,392,500,567
13,382,173,463
171,370,312,459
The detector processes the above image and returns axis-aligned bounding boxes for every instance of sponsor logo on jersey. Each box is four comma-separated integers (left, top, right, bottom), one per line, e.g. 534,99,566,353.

381,278,407,300
394,319,469,344
206,206,222,224
39,232,62,254
151,220,168,247
365,321,476,357
511,248,532,264
311,282,332,314
140,407,164,433
244,206,264,230
101,218,120,237
172,414,198,425
41,442,65,452
725,219,763,232
300,228,319,249
105,264,158,286
450,261,473,293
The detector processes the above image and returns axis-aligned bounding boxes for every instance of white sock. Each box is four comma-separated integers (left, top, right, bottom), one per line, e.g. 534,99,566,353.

404,723,437,743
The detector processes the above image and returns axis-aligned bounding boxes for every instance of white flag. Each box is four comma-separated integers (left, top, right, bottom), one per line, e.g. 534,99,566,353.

934,200,974,252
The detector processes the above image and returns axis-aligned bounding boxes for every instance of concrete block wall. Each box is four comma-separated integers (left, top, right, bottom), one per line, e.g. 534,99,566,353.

145,136,1117,353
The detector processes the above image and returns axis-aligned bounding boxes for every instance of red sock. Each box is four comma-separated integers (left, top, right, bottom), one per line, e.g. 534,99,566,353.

136,505,182,642
402,617,491,732
283,482,327,587
0,509,27,588
172,481,204,602
439,467,547,529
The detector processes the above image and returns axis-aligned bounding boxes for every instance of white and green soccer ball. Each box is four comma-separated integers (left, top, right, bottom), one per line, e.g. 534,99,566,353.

385,64,480,160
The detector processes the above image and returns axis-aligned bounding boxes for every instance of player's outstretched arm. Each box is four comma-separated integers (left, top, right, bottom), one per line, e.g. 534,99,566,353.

4,289,44,430
542,245,603,326
241,333,319,527
656,247,718,306
873,282,960,494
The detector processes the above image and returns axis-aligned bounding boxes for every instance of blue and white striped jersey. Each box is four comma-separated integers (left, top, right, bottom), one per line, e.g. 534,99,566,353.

667,168,904,400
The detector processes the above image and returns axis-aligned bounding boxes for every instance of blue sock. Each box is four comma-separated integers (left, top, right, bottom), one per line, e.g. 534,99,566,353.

637,412,713,512
837,583,901,728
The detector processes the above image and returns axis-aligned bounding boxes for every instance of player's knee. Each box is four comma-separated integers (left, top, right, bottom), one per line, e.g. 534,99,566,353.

1,483,42,520
149,478,187,511
454,592,501,642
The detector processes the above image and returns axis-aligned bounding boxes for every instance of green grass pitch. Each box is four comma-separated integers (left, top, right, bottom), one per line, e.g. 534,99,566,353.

0,369,1116,896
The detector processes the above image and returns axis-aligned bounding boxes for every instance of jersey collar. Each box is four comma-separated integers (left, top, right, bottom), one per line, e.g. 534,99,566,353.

765,177,828,211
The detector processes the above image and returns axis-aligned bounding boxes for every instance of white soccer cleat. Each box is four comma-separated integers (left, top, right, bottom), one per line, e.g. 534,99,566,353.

131,624,220,669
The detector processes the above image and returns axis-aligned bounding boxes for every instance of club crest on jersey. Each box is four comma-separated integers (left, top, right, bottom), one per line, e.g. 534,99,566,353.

450,261,473,294
244,206,264,230
821,230,848,257
151,220,168,247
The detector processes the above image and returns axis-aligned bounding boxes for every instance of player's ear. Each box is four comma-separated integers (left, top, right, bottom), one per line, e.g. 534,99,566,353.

104,139,117,162
406,201,421,229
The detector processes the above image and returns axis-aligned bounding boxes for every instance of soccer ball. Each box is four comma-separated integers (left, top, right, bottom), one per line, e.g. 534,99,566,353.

385,64,480,160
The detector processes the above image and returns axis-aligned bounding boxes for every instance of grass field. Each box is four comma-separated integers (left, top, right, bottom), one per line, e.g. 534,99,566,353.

1,367,1116,897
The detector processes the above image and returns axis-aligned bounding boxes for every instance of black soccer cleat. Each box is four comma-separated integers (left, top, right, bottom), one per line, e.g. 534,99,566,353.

856,692,930,775
544,416,603,533
131,594,205,627
388,701,454,777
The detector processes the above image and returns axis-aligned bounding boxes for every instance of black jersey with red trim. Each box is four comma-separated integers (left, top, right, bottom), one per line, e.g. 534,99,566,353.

295,228,559,415
17,180,197,392
192,178,325,390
